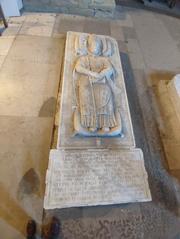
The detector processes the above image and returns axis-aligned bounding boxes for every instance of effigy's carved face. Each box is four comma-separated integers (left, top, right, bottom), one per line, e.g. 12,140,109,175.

88,35,102,56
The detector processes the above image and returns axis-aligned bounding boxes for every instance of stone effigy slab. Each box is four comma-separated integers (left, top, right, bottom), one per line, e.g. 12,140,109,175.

44,149,151,209
43,31,151,209
57,31,135,149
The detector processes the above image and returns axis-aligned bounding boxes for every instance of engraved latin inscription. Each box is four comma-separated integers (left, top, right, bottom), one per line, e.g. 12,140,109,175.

45,150,151,208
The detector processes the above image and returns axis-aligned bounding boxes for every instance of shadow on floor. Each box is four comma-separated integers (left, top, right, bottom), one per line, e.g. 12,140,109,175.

0,182,29,236
39,97,57,117
121,52,179,217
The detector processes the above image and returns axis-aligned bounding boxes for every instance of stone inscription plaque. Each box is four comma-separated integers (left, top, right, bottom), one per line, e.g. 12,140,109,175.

44,149,151,209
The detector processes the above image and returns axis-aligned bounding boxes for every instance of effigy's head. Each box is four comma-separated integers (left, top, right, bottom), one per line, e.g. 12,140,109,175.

87,34,103,56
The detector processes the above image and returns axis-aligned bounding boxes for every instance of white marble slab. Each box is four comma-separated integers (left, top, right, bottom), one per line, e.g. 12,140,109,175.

43,32,151,209
44,149,151,209
57,31,135,149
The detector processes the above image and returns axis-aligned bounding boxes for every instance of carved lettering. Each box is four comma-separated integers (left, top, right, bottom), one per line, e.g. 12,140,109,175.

44,150,151,209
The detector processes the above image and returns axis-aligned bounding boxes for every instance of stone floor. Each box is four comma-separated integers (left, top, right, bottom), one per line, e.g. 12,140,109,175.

0,7,180,239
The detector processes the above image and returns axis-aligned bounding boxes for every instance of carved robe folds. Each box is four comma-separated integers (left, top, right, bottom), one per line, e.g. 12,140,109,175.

73,34,122,136
76,56,116,128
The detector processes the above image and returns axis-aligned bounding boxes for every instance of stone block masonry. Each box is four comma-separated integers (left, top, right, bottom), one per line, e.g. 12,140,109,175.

23,0,116,17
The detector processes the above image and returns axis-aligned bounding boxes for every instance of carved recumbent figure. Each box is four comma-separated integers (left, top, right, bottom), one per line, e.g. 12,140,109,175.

73,34,123,137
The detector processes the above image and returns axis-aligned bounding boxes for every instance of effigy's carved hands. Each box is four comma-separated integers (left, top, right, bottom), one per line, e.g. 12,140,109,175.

89,72,102,83
99,68,113,79
91,67,113,83
90,71,107,83
89,71,100,79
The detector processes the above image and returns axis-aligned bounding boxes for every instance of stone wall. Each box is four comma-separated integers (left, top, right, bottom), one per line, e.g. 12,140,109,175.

23,0,115,17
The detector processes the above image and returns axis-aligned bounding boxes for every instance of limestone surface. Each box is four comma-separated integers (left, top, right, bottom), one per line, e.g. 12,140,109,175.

44,31,151,209
44,149,151,209
168,74,180,122
57,31,135,149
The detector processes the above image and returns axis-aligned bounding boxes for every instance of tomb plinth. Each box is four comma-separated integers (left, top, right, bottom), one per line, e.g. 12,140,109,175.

168,74,180,122
157,74,180,171
44,32,151,209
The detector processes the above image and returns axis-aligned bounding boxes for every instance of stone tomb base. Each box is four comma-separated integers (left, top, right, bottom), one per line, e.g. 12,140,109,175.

44,149,151,209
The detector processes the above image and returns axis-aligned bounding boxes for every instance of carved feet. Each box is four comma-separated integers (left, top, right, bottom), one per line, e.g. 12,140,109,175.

89,127,110,132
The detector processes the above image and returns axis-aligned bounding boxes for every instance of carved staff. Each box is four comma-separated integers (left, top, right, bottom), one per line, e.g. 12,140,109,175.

87,57,97,128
